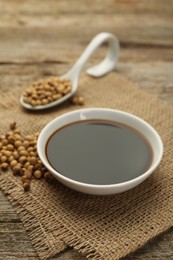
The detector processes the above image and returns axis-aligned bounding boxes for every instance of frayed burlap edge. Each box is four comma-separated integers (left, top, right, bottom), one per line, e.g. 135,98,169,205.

0,175,102,260
0,176,66,260
1,174,173,260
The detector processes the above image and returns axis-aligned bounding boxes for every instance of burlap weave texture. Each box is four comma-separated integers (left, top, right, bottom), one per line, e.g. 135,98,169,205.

0,73,173,260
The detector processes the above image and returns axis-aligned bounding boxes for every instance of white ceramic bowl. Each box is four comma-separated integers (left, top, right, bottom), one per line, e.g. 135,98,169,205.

37,108,163,195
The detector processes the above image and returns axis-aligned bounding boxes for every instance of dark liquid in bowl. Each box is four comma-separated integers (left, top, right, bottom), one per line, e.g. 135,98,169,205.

46,119,153,185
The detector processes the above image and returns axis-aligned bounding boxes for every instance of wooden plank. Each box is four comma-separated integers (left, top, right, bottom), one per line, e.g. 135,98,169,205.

0,191,38,260
0,1,172,63
0,27,173,65
0,61,172,94
0,1,173,47
0,14,173,47
118,62,173,101
0,0,173,16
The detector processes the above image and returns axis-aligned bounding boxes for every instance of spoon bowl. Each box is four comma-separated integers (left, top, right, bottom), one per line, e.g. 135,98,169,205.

20,32,120,110
20,85,74,110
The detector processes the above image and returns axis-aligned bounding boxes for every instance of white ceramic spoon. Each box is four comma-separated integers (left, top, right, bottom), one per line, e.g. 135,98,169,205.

20,32,120,110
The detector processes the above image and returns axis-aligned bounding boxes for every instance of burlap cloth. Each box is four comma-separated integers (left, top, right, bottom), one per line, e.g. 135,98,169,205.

0,73,173,260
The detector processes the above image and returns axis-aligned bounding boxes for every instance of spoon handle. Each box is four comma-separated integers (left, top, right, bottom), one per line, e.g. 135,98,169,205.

68,32,120,82
86,33,120,77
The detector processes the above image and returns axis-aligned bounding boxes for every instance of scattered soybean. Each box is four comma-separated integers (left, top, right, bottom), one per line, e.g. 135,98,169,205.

0,122,55,191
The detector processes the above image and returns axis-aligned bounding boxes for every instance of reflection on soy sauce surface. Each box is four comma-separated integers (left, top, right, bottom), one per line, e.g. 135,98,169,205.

46,119,153,185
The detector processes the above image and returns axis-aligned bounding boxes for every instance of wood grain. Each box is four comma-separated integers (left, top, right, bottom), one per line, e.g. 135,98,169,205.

0,0,173,259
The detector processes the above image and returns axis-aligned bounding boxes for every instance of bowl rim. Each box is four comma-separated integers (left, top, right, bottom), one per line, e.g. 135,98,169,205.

37,107,163,189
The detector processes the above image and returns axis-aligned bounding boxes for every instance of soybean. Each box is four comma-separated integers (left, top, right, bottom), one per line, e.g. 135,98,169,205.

23,77,72,107
0,122,55,191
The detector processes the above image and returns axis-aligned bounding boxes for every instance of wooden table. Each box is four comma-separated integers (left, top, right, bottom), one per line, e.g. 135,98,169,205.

0,1,173,259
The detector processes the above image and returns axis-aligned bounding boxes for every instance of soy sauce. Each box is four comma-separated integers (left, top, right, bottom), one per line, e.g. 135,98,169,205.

46,120,153,185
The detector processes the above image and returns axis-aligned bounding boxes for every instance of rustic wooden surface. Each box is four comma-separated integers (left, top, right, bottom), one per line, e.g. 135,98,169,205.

0,0,173,259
